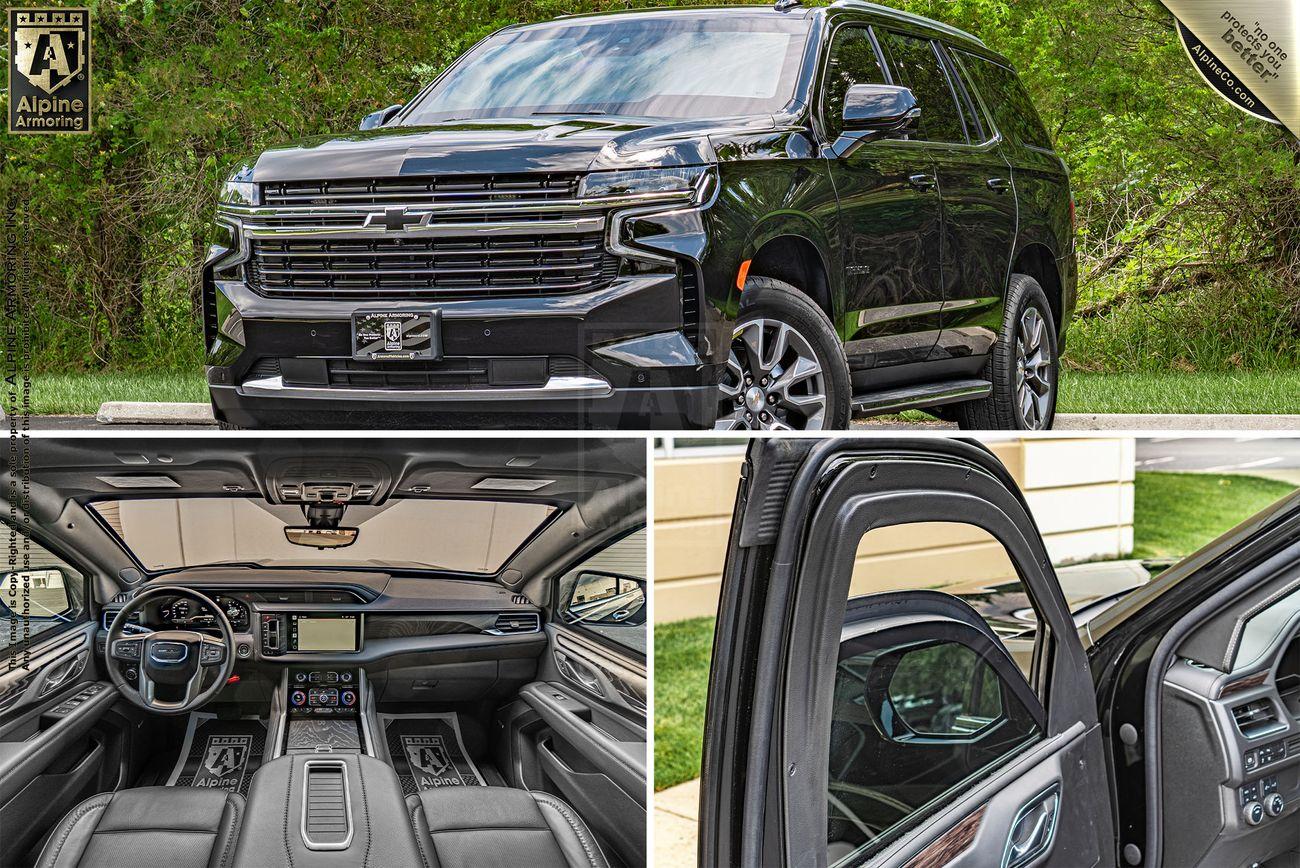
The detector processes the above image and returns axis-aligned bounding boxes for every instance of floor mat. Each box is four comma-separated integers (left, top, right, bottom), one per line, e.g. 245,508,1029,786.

166,713,266,797
380,712,486,795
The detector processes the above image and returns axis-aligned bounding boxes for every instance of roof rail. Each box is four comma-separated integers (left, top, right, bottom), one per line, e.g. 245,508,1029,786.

829,0,986,47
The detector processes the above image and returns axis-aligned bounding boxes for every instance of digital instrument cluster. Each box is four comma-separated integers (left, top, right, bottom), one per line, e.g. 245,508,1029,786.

157,595,250,632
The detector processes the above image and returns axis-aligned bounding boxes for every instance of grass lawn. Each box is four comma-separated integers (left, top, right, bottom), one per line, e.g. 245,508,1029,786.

1132,471,1298,558
653,471,1300,790
24,371,206,416
1058,370,1300,414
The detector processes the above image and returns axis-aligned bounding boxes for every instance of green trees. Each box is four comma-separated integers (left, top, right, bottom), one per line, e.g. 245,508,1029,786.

5,0,1296,372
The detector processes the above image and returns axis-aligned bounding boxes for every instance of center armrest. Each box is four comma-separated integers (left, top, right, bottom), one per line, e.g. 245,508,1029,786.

232,753,422,867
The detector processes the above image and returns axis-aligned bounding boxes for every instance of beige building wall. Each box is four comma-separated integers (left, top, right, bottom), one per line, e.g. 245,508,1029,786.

654,438,1136,623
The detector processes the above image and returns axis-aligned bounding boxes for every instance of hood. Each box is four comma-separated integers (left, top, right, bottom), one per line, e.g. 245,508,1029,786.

248,115,775,182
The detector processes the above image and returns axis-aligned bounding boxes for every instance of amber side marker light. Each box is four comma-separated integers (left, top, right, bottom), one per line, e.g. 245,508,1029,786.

736,259,752,290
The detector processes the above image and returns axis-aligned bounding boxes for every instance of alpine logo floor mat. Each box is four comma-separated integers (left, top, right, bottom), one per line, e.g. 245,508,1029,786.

166,713,266,797
380,712,485,795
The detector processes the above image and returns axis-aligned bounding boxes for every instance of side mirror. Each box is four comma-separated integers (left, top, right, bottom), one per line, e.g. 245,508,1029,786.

861,640,1005,742
284,527,358,549
562,570,646,627
0,568,74,618
359,103,404,131
842,83,919,137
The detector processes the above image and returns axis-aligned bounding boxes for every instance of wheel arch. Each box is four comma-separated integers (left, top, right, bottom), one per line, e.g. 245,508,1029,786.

1010,242,1063,331
745,232,835,321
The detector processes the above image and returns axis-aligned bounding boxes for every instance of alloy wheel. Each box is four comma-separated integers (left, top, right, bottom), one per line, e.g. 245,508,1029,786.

715,318,827,430
1014,306,1054,429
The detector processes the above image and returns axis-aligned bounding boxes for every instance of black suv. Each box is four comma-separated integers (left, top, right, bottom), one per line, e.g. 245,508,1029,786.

204,1,1074,430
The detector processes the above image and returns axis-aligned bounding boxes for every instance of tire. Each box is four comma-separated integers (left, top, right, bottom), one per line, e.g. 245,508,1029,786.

955,274,1058,430
714,275,851,430
216,420,241,430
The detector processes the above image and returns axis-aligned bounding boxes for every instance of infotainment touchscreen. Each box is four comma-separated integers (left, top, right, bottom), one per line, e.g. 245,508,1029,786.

291,614,360,652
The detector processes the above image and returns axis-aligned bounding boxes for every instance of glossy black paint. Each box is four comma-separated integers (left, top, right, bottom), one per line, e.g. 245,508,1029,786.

206,3,1074,428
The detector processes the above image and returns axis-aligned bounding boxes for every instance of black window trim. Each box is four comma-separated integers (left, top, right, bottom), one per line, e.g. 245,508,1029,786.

552,523,647,662
811,19,894,148
936,41,994,146
952,47,1059,156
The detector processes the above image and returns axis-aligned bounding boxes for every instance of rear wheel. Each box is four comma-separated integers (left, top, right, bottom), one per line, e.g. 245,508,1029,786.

714,276,851,431
955,274,1058,430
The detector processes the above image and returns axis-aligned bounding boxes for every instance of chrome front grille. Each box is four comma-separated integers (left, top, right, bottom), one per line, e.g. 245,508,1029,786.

261,173,580,207
247,232,619,300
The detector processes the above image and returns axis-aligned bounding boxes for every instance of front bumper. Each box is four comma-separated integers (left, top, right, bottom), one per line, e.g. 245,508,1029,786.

204,273,724,429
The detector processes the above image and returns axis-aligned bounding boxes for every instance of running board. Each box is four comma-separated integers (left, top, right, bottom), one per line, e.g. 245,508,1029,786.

852,378,991,416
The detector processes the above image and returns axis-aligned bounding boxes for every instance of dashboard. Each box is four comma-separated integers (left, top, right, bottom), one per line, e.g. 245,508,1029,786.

104,594,251,633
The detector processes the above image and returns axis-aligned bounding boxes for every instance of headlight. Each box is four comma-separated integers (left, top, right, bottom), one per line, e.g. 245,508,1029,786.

218,180,258,207
578,166,709,201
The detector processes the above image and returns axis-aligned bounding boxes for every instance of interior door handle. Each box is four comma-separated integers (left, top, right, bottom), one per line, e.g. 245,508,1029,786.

1004,784,1060,868
987,177,1011,193
909,173,936,191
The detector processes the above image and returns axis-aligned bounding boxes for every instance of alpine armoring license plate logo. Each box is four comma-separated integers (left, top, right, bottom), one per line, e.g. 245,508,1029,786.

352,310,438,361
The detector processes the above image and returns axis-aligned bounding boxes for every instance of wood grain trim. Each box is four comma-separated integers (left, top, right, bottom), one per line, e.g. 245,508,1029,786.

904,804,987,868
1218,670,1268,699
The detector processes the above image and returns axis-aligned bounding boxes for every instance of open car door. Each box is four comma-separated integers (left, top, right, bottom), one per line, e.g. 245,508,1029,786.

700,438,1114,868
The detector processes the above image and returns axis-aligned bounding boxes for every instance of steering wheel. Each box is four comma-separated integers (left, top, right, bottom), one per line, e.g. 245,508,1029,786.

106,585,236,715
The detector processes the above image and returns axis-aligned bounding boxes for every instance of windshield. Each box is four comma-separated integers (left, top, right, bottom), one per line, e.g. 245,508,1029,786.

90,497,556,575
401,14,812,124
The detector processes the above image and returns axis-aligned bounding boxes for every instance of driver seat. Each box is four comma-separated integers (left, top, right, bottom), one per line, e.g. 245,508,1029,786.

35,786,243,868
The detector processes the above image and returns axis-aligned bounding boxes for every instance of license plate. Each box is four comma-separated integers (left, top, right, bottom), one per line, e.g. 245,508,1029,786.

352,310,438,361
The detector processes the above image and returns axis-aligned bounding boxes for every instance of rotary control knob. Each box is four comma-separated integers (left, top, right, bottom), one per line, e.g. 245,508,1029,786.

1265,793,1285,817
290,689,307,707
294,672,307,683
1244,801,1265,826
340,690,357,707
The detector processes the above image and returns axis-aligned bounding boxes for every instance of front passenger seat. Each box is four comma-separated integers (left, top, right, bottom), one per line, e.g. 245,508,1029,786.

36,787,243,868
407,786,609,868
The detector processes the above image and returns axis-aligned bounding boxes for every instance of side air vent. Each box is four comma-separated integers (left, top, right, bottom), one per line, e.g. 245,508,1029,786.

1233,699,1283,739
1286,735,1300,756
511,594,529,606
110,591,133,603
301,760,352,850
486,613,541,635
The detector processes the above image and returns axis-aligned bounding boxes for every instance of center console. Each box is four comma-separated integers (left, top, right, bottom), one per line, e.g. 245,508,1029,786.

274,666,374,757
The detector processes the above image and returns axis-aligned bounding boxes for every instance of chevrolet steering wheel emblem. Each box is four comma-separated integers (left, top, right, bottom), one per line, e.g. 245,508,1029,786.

365,206,428,231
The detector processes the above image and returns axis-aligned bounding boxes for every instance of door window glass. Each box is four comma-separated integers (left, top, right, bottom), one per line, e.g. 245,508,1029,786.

828,631,1043,863
939,44,987,143
557,528,646,656
878,30,966,143
0,524,86,654
821,26,888,141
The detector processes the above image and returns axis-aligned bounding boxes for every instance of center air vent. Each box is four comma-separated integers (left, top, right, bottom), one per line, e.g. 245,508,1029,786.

1233,699,1282,739
486,613,540,635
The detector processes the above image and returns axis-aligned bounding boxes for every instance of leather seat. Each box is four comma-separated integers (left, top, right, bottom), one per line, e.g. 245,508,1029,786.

407,786,609,868
35,786,243,868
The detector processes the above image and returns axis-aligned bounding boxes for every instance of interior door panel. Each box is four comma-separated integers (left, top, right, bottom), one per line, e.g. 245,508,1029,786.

518,624,647,867
0,623,117,863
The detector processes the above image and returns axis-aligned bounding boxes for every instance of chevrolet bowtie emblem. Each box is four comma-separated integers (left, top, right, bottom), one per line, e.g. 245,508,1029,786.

365,207,427,231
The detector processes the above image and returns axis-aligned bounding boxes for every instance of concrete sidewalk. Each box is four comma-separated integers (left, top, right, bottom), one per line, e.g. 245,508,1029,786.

654,778,699,868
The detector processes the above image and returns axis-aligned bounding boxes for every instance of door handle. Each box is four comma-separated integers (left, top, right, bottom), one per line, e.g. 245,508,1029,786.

908,173,936,191
987,177,1011,193
1004,784,1060,868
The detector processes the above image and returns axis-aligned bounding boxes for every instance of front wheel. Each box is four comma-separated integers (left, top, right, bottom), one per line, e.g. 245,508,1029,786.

714,276,851,431
955,274,1058,430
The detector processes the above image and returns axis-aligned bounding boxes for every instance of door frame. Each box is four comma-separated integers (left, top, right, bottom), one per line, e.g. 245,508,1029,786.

700,438,1109,867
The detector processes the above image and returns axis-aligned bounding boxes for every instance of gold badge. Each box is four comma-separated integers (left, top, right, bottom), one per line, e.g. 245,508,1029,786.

7,8,91,134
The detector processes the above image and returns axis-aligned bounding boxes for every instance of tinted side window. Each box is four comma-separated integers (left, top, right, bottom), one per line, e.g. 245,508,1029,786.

557,527,646,656
878,30,966,144
939,44,987,143
828,633,1042,862
0,524,87,655
956,50,1054,150
821,26,888,141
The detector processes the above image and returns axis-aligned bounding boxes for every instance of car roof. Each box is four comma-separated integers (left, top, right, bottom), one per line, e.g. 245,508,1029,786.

542,3,992,56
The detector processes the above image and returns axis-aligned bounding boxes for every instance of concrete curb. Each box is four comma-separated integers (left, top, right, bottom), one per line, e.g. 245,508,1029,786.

96,402,215,425
1055,414,1300,430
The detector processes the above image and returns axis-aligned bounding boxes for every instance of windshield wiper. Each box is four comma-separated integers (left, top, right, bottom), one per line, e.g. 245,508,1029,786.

531,110,607,116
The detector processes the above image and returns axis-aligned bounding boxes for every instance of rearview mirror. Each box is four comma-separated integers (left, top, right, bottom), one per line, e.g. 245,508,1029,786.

284,527,358,548
842,83,919,136
562,570,646,627
0,568,73,617
359,103,404,131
